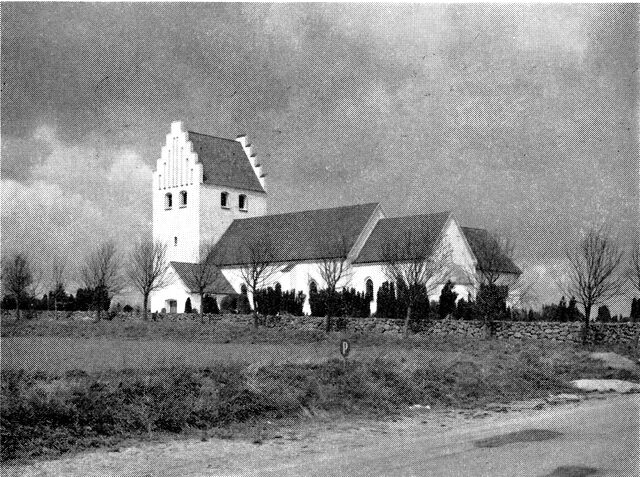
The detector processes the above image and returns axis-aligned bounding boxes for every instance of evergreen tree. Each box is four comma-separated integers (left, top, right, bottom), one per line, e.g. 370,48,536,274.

558,296,567,322
630,298,638,322
184,297,193,313
597,305,612,323
567,296,581,322
438,280,458,319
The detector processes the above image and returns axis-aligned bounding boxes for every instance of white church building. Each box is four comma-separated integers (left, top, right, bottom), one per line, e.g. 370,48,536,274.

150,121,520,315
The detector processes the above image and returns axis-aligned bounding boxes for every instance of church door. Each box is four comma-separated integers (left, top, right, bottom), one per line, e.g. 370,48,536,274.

168,300,177,314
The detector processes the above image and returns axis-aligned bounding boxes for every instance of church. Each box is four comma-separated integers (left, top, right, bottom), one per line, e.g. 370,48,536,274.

150,121,520,315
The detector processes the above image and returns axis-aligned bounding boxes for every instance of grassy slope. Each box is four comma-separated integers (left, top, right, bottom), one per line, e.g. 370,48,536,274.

2,318,638,462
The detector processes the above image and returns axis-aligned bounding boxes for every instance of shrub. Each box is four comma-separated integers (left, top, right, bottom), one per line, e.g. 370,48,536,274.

255,286,306,317
376,281,398,318
308,288,369,321
631,298,640,323
202,295,219,314
454,298,477,320
597,305,612,323
220,295,237,314
184,297,193,313
438,280,457,318
282,290,305,316
340,288,370,318
477,283,509,321
237,294,251,314
122,304,133,313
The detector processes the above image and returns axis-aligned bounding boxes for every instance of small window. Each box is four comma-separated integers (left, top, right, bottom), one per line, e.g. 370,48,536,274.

221,191,229,208
174,236,178,246
165,193,172,210
365,278,374,300
179,191,187,208
309,280,318,295
239,194,248,211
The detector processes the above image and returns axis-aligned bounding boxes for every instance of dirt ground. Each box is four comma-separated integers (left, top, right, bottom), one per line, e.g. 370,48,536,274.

4,391,636,477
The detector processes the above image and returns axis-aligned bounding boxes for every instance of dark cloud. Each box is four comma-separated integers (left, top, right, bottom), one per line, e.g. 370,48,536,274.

1,4,638,310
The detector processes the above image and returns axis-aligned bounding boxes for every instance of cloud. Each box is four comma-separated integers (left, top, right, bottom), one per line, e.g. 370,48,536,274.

1,127,152,289
1,4,637,309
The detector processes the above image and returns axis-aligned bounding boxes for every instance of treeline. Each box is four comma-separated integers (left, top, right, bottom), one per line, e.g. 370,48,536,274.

375,281,639,325
1,286,113,313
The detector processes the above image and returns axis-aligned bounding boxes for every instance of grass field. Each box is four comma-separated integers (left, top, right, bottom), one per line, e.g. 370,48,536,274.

2,317,639,463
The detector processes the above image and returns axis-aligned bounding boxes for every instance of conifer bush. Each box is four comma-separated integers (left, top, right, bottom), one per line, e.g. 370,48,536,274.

438,280,458,318
202,295,219,314
237,294,251,314
220,295,237,314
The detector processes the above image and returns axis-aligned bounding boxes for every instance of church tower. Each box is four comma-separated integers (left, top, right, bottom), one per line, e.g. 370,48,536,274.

152,121,267,263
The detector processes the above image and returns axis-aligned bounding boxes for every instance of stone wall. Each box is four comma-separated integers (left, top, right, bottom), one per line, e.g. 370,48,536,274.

3,310,639,345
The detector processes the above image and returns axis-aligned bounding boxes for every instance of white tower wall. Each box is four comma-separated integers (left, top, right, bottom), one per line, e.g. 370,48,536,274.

152,121,268,264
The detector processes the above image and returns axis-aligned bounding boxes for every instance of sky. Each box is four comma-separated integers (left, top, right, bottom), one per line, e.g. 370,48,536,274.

2,3,638,312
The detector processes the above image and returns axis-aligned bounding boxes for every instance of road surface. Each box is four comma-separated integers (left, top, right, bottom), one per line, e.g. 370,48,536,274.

5,394,639,477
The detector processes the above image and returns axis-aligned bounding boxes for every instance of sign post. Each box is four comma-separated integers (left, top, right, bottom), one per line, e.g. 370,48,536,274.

340,339,351,369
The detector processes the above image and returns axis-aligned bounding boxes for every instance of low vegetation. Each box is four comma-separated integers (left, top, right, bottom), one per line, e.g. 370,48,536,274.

3,318,639,463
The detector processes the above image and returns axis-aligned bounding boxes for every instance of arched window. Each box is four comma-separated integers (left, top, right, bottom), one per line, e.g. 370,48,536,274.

165,193,173,210
365,278,374,301
179,191,187,207
239,194,248,211
174,236,178,246
240,284,247,295
309,280,318,295
221,191,229,208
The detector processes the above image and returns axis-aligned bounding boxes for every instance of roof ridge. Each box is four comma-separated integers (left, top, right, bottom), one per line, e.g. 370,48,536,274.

383,210,451,220
230,202,380,222
187,130,238,142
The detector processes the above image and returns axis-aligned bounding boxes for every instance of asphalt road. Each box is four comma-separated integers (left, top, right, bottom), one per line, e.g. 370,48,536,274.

250,395,639,477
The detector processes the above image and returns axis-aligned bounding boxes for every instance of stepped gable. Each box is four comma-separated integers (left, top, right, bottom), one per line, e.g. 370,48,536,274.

461,227,522,275
212,203,380,266
170,261,236,294
354,211,452,264
188,131,265,193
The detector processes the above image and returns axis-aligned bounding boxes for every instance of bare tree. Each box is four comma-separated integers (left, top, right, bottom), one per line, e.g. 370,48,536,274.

630,240,640,295
127,239,172,321
464,229,531,335
561,226,626,344
316,234,353,332
2,253,36,320
50,258,67,319
190,242,223,323
473,230,517,287
238,234,279,328
381,228,452,338
81,241,125,321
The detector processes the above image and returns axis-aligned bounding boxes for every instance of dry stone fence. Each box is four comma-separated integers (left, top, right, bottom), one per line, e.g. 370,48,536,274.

4,310,640,345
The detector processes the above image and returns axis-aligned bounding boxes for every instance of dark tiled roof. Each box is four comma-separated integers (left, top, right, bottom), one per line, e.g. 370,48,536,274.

171,261,236,294
188,131,265,193
461,227,522,275
212,203,380,266
354,212,451,264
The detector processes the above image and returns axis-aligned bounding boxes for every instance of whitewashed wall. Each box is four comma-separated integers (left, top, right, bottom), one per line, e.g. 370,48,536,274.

199,184,267,250
220,216,478,316
152,122,203,263
149,266,198,314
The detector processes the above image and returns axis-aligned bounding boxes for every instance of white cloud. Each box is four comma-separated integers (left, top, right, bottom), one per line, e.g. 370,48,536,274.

1,127,152,293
